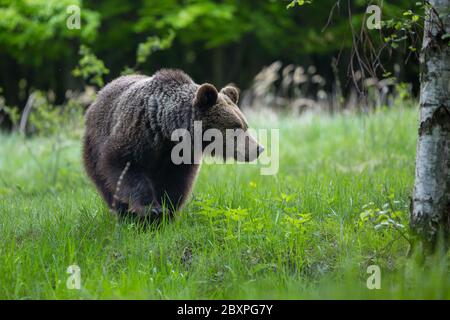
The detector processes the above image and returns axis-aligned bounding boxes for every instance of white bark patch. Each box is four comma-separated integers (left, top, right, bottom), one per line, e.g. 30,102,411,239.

411,0,450,242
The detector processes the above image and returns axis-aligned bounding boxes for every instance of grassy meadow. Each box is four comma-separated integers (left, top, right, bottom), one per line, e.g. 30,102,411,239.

1,105,449,299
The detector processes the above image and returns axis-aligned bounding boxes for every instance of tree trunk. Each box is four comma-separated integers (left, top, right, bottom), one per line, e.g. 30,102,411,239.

411,0,450,245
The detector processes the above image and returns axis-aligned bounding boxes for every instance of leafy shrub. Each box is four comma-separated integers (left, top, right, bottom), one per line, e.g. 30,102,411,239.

22,91,87,137
72,45,110,87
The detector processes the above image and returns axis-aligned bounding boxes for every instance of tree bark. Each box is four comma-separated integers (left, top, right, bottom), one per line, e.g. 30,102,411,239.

411,0,450,245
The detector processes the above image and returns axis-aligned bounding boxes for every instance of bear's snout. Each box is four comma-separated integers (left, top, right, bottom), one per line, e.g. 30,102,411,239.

233,130,263,162
257,144,265,156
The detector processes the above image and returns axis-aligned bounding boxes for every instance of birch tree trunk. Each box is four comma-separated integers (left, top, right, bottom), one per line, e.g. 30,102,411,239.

411,0,450,245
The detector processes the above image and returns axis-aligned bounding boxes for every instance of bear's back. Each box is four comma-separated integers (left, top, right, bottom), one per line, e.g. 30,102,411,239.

85,70,195,138
85,74,149,138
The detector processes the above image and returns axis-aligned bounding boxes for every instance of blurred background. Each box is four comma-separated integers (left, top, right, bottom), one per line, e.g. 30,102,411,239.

0,0,420,133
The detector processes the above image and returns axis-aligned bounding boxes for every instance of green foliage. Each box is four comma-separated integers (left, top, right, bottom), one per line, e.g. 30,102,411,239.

0,0,421,116
135,1,241,48
0,89,19,127
120,30,176,75
0,105,20,128
287,0,313,9
358,200,406,231
72,45,110,87
380,2,426,51
25,91,85,137
137,30,176,65
28,92,62,136
394,83,413,104
0,0,99,65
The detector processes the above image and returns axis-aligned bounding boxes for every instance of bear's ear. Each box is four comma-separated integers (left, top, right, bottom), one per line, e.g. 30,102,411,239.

195,83,218,109
220,85,240,104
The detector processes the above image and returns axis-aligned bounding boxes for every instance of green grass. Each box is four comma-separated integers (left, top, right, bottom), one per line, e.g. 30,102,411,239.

1,106,449,299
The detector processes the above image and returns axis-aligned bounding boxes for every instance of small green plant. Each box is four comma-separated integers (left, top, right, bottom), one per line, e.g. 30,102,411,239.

358,195,410,246
0,87,20,128
137,30,175,65
281,213,311,233
0,104,20,128
287,0,312,9
22,91,85,137
72,45,110,87
381,1,449,52
381,4,424,51
122,30,175,75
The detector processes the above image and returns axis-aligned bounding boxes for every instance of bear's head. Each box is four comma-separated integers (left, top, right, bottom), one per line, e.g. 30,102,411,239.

194,83,264,162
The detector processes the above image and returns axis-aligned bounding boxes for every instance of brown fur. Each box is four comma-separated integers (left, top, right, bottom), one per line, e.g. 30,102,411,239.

83,69,251,223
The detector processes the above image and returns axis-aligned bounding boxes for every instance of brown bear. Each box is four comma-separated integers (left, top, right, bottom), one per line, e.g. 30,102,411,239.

83,69,264,222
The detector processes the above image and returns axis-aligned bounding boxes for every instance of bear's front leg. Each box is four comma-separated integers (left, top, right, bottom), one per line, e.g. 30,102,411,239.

153,162,201,214
113,165,163,222
99,150,163,223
